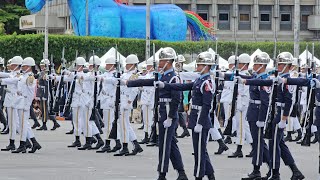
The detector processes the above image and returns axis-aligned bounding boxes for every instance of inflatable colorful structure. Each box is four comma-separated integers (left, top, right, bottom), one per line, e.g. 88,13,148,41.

25,0,215,41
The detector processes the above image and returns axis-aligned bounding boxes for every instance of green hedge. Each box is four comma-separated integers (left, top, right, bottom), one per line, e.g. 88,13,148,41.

0,34,319,64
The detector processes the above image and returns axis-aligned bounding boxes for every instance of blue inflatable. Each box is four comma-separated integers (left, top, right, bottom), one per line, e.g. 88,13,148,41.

25,0,214,41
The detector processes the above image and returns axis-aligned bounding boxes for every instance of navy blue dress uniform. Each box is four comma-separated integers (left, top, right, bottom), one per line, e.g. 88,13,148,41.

245,52,304,180
36,70,50,130
163,72,215,179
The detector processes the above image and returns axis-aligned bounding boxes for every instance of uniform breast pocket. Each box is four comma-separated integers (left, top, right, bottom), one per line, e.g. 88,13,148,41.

247,105,259,121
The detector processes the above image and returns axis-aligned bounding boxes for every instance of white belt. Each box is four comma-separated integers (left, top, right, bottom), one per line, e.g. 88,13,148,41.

159,98,171,103
276,102,285,107
191,105,202,110
250,99,261,105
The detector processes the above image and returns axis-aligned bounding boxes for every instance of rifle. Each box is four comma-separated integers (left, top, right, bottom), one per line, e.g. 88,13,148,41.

62,50,78,117
48,54,55,114
301,43,315,146
224,43,239,135
109,45,121,139
149,43,159,144
264,39,278,139
53,47,66,112
211,53,220,127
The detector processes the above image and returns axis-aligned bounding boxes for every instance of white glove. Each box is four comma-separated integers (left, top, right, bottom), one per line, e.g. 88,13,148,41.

235,76,244,84
256,121,265,128
154,81,165,88
119,79,127,86
163,118,172,128
278,120,287,129
274,76,284,84
194,124,203,133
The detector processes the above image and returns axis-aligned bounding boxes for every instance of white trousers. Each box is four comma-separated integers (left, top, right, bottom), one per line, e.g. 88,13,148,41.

118,109,137,143
234,109,252,145
103,109,115,140
141,105,153,134
209,112,222,140
80,106,93,138
17,109,34,142
287,116,302,131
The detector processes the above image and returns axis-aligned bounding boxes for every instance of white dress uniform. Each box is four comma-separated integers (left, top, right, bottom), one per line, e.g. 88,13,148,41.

220,70,236,131
15,72,36,142
234,70,252,145
139,72,155,135
287,70,302,132
119,70,139,144
98,70,117,140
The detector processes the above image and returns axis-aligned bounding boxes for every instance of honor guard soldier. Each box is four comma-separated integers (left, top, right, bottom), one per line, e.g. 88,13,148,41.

96,56,122,153
1,56,23,151
228,53,253,158
0,57,8,132
243,52,305,180
125,47,188,180
239,52,271,180
12,57,42,153
114,54,143,156
138,57,155,144
156,51,216,180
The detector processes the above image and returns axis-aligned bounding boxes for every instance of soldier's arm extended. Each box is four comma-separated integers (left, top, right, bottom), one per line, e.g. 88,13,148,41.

286,77,311,86
163,82,194,91
245,79,273,86
0,72,10,78
1,77,20,85
127,79,155,87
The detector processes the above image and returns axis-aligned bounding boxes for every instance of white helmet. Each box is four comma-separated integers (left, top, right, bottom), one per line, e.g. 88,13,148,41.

75,57,86,66
126,54,139,64
11,56,23,65
146,57,154,66
292,58,299,66
89,55,101,66
0,57,4,65
239,53,251,64
22,57,36,66
277,52,293,64
177,55,186,63
253,52,270,65
105,56,116,65
196,52,214,65
40,59,50,66
158,47,177,61
7,59,12,65
228,55,236,65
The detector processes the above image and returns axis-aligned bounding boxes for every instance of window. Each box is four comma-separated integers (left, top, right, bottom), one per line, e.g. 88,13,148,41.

300,5,313,30
301,15,308,22
260,14,270,22
198,12,208,21
218,5,230,30
197,4,209,21
281,14,291,22
240,14,250,22
238,5,251,30
219,13,229,21
176,4,189,10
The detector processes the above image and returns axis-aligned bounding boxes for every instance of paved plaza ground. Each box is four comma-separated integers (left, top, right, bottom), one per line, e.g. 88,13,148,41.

0,121,318,180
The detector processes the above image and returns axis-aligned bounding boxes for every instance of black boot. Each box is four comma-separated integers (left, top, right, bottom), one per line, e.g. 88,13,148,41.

68,136,81,148
261,169,271,180
231,131,237,137
214,139,229,155
157,172,167,180
26,139,32,149
1,139,15,151
207,173,215,180
292,129,303,142
241,170,261,180
289,163,305,180
1,127,9,134
269,169,280,180
96,140,111,153
29,137,42,153
108,139,122,153
51,121,60,131
78,137,92,150
224,136,232,144
12,141,26,153
285,131,293,142
177,170,188,180
31,121,41,129
138,124,144,130
311,132,318,144
92,134,104,150
114,143,129,156
66,129,74,135
177,127,190,138
37,122,47,131
139,132,149,144
218,128,224,139
126,140,143,156
228,145,243,158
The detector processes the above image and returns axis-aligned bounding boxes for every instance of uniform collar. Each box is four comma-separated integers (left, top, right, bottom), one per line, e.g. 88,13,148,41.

256,72,268,79
280,72,290,78
164,68,174,75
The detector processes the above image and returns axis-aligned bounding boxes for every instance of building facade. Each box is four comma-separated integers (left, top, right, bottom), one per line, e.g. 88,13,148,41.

20,0,320,41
